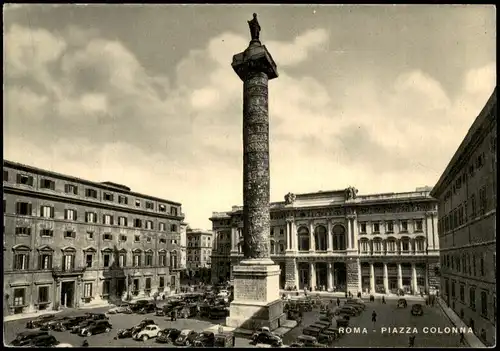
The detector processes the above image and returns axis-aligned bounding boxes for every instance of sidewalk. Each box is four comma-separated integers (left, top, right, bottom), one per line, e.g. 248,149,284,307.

280,290,425,302
4,309,64,322
436,297,486,348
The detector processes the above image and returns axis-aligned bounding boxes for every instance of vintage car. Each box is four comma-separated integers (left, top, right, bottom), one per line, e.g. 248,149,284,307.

193,331,216,347
302,324,328,338
84,312,108,321
129,300,151,313
80,320,113,337
411,304,424,316
71,320,96,334
294,335,328,347
116,319,156,339
24,335,61,347
108,303,132,314
397,298,408,308
343,303,364,314
158,301,186,316
156,328,181,343
345,299,366,310
136,302,157,314
209,306,229,319
174,329,198,347
9,331,49,346
133,324,161,341
39,317,72,331
60,316,89,330
26,314,57,329
214,332,235,347
251,331,283,347
178,303,199,318
319,327,342,343
337,306,360,316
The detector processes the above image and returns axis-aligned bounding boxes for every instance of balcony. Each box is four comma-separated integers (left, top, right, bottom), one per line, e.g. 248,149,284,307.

52,266,86,278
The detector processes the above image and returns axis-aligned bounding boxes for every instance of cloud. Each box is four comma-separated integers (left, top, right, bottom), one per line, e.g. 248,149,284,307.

3,22,496,229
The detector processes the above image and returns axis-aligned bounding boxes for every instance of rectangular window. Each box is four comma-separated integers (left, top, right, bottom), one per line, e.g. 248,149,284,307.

3,170,8,181
145,278,151,291
135,199,141,207
103,192,114,201
146,253,153,266
86,231,94,240
84,283,92,298
451,281,456,298
17,174,34,186
480,255,485,276
14,253,29,270
103,233,113,241
479,186,487,214
386,221,393,233
120,235,127,242
40,178,55,190
118,195,128,205
64,230,75,238
85,212,97,223
119,254,126,267
159,238,167,244
38,286,49,303
103,254,111,267
134,219,142,228
159,204,166,212
64,209,77,221
85,188,98,199
103,214,113,225
459,284,465,302
159,222,166,231
39,253,52,270
159,276,165,288
15,227,31,235
40,229,53,237
102,280,110,297
86,254,93,268
146,220,153,230
159,254,166,267
400,220,408,232
170,224,178,232
170,207,178,216
373,222,380,233
13,288,25,306
402,241,409,251
458,206,464,226
470,194,476,218
470,287,476,310
40,205,54,218
133,254,141,267
16,202,32,216
146,201,154,210
415,219,423,232
118,216,127,226
64,184,78,195
134,235,140,242
146,237,152,243
63,254,74,271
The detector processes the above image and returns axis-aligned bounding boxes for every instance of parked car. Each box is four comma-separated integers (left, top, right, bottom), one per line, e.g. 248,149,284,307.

302,324,327,338
26,314,57,329
252,331,283,347
411,304,424,316
71,320,96,334
137,302,157,314
40,317,72,331
333,316,349,328
156,328,181,343
80,320,113,337
159,301,186,316
9,331,49,346
293,335,327,347
343,303,364,314
84,312,108,320
319,328,341,343
338,306,359,316
193,331,216,347
60,316,89,330
174,329,198,346
209,306,229,319
25,334,61,347
116,320,156,339
134,324,162,341
108,303,132,314
130,300,151,313
397,298,408,308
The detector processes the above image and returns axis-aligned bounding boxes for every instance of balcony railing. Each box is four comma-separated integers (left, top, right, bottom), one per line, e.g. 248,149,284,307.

52,266,86,276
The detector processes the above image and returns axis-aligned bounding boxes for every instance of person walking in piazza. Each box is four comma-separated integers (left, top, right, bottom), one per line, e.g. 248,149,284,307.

409,334,416,347
382,296,386,304
336,297,340,307
371,311,377,324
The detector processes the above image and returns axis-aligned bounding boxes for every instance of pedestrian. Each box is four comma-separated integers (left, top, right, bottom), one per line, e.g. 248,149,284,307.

371,311,377,323
409,335,415,347
82,340,89,347
337,297,340,307
170,310,175,321
459,332,465,345
345,292,348,298
382,296,386,304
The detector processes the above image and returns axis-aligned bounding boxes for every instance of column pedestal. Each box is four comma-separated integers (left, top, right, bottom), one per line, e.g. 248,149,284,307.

226,259,286,330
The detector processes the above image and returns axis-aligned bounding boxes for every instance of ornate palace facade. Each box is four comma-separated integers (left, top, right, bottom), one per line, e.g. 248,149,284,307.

3,160,185,315
210,187,440,295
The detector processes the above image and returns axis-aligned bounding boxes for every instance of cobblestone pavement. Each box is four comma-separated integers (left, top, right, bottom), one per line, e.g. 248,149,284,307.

4,307,253,348
281,298,467,348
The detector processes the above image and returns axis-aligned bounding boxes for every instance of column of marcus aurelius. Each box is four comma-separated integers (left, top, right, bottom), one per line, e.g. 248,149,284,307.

225,13,288,331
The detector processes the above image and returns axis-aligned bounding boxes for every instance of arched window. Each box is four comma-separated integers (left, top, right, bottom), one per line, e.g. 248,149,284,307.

415,237,426,252
170,250,178,269
297,226,310,251
373,238,383,253
386,238,397,253
360,239,370,253
332,225,346,251
314,226,327,251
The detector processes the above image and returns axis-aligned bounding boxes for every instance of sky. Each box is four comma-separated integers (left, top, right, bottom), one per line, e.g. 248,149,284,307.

3,4,496,230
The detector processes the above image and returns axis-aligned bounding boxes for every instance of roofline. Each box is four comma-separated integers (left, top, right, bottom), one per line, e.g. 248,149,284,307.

3,159,182,206
430,87,497,197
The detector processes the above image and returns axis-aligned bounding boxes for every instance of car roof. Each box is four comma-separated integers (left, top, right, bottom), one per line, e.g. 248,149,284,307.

298,335,316,340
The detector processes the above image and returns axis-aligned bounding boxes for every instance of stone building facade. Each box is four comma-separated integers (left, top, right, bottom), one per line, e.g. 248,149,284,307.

430,88,496,346
186,228,213,275
210,187,440,295
3,160,184,316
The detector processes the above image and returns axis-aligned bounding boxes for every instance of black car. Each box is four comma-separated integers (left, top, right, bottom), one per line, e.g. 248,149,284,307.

208,306,229,319
116,320,156,339
71,320,96,334
9,331,49,346
411,304,424,316
26,314,57,329
137,302,157,314
80,320,113,336
130,300,151,313
156,328,181,343
252,331,283,347
194,331,216,347
85,312,108,320
61,315,89,330
25,335,60,347
39,317,72,331
174,329,198,346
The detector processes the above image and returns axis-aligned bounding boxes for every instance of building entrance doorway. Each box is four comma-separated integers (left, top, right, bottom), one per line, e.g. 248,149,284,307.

316,263,327,290
60,281,75,308
116,278,126,298
298,263,309,289
333,262,346,291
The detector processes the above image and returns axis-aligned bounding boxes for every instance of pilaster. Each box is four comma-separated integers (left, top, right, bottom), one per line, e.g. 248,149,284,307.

369,262,375,293
383,263,389,293
310,262,316,290
397,263,403,290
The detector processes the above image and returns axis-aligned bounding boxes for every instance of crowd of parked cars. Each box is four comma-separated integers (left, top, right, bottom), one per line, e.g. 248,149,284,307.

8,284,235,348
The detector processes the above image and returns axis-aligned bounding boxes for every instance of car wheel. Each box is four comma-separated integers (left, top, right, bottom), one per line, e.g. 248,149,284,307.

105,327,111,333
87,331,92,337
142,335,149,342
185,341,191,346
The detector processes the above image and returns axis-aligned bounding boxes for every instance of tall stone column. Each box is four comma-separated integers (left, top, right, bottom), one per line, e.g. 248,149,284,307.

327,220,333,252
369,263,375,293
424,263,429,293
327,263,333,291
310,262,316,290
383,263,389,293
291,220,297,251
397,263,403,290
309,221,315,252
347,218,352,249
294,261,299,289
226,14,286,331
411,263,418,294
